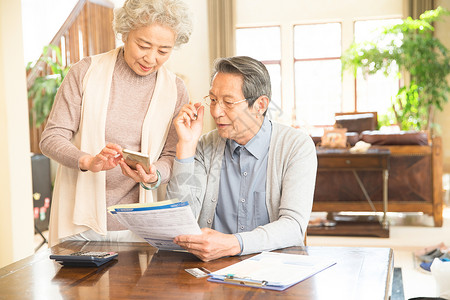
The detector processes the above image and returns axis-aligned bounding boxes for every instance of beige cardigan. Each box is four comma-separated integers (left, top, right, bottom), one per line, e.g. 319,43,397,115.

48,48,177,246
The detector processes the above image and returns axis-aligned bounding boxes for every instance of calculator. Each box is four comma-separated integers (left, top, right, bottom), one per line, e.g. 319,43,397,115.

50,251,118,267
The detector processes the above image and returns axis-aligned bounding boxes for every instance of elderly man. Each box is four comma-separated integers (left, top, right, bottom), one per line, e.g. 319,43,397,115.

167,56,317,261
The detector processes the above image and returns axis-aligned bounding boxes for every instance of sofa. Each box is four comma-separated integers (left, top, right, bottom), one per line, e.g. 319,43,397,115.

311,112,443,227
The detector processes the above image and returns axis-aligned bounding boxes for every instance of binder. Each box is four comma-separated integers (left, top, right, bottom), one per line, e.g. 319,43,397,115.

208,251,336,291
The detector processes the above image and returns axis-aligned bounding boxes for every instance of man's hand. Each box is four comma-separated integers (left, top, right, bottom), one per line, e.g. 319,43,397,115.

78,143,122,172
173,102,204,159
174,228,241,262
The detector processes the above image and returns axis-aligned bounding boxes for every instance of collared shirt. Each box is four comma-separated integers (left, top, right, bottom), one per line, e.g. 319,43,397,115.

213,117,272,242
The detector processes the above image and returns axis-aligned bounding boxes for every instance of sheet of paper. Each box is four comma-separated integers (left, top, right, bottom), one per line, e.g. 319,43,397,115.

210,251,336,287
110,201,201,251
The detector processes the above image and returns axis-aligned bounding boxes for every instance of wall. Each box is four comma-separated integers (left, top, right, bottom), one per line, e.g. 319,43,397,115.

435,0,450,172
21,0,78,64
164,0,213,132
0,0,35,268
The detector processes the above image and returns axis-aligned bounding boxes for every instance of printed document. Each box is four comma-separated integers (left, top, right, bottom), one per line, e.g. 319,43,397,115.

108,199,201,251
208,251,336,290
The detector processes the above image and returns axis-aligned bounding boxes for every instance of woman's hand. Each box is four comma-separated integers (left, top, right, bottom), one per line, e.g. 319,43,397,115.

78,143,122,173
118,161,159,184
173,102,204,159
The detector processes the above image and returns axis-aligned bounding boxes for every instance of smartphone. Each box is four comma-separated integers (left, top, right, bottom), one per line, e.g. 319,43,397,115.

50,251,118,267
122,149,151,173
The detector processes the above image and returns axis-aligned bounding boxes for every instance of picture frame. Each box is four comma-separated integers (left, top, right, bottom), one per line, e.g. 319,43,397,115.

320,127,348,148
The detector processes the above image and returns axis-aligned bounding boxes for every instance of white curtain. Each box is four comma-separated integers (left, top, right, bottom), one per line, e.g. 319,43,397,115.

207,0,236,69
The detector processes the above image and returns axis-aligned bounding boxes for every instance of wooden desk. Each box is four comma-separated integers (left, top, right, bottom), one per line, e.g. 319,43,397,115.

313,148,390,232
0,241,393,300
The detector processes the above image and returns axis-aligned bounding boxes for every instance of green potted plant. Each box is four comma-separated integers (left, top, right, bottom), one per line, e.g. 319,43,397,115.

27,45,70,127
341,7,450,133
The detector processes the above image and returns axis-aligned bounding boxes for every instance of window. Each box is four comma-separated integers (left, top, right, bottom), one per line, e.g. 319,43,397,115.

354,19,402,115
294,23,342,126
236,27,282,111
235,19,402,128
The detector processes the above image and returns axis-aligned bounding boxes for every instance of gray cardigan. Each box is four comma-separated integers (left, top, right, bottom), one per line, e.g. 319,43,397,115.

166,122,317,255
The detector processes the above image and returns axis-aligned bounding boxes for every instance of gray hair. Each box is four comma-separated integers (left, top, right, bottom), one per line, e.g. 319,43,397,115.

113,0,193,47
212,56,271,114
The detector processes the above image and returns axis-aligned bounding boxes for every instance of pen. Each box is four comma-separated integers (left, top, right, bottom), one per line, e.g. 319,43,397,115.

192,97,207,119
224,274,268,287
190,101,199,119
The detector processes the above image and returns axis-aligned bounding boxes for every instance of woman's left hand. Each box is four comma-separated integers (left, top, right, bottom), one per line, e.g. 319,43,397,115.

119,160,159,184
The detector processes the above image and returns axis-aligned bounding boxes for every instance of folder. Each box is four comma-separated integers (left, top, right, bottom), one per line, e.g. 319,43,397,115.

208,251,336,291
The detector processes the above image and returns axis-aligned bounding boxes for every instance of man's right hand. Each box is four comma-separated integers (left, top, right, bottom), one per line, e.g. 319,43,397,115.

174,228,241,262
173,102,204,159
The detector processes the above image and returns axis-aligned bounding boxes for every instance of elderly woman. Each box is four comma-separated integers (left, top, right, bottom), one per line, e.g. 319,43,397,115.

40,0,193,246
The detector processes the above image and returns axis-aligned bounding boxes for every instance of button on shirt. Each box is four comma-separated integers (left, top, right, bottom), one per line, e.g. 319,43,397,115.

213,118,272,240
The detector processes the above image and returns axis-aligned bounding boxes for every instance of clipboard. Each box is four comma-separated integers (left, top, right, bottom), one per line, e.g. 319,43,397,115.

207,251,336,291
208,275,292,291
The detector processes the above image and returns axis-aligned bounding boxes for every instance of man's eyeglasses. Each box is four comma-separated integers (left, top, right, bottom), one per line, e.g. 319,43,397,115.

202,95,248,110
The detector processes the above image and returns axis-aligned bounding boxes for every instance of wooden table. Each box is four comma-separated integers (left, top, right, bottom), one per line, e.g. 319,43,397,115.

312,148,391,236
0,241,393,299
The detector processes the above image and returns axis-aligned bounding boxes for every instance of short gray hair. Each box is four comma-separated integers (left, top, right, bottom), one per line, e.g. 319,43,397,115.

113,0,193,47
212,56,271,114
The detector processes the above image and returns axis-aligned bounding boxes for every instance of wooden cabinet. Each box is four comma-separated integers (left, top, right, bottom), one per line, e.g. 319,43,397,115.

314,149,390,231
313,137,443,227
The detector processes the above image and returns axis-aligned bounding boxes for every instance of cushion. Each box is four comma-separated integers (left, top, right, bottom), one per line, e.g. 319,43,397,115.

360,130,429,145
346,132,360,146
335,113,376,133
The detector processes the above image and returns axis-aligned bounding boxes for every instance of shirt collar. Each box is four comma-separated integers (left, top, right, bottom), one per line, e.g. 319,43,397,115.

228,117,272,160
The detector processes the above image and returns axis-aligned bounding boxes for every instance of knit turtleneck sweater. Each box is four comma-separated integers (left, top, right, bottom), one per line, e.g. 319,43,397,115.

40,48,188,230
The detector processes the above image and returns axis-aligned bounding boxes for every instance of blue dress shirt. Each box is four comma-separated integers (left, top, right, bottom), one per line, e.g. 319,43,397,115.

213,118,272,249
